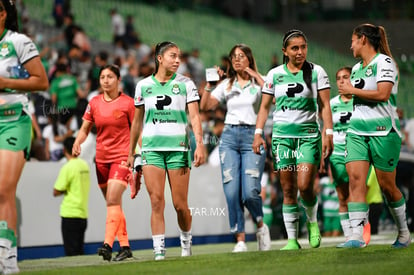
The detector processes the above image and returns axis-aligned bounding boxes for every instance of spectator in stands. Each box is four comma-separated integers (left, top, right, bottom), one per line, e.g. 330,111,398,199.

0,0,49,272
188,48,205,87
110,8,125,46
52,0,70,28
49,62,86,130
338,23,410,248
42,112,72,161
86,51,109,94
73,64,138,262
53,136,91,256
122,61,139,98
200,44,271,253
128,41,205,260
253,30,333,250
124,14,138,47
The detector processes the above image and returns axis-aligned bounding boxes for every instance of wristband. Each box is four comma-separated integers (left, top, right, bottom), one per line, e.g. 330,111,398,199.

325,129,334,135
204,86,212,92
255,128,263,135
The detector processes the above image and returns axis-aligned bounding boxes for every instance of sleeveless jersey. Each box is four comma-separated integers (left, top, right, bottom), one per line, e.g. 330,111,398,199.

0,30,39,122
134,73,199,152
348,53,401,137
330,95,353,155
262,63,330,138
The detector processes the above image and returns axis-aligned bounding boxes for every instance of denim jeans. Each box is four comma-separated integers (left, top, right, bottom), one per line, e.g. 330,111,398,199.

218,124,266,233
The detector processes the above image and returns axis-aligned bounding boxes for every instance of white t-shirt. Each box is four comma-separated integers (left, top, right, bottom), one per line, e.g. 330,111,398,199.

211,77,262,125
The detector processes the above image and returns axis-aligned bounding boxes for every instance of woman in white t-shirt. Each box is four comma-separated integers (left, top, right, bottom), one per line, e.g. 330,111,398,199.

42,113,70,161
200,44,271,253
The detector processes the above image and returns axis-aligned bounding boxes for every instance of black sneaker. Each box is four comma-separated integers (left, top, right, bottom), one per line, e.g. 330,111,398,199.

97,243,112,261
113,246,133,261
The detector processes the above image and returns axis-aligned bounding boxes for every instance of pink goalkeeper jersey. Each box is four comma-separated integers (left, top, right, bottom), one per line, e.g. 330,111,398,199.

83,93,135,163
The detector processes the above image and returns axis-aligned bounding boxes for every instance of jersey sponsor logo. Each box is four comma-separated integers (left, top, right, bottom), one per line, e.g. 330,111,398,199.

354,79,365,89
192,88,199,97
145,87,152,94
286,83,304,97
155,95,172,110
339,112,352,124
171,84,181,94
384,57,392,64
388,158,394,167
152,118,178,124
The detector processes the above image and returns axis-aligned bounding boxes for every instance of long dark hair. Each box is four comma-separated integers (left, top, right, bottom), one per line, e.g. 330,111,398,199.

282,29,312,90
154,41,178,74
227,44,258,89
1,0,18,32
353,23,393,58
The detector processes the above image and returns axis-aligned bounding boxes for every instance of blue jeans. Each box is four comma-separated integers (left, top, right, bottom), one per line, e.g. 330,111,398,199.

219,124,266,233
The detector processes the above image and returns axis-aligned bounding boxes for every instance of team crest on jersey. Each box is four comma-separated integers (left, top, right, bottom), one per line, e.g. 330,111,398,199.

0,43,10,57
172,84,181,94
365,66,373,77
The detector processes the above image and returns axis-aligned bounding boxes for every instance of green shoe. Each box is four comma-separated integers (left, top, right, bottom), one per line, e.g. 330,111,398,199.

307,222,321,248
280,239,301,250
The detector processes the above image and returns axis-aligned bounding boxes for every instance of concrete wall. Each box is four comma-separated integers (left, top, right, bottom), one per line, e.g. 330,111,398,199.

16,161,255,248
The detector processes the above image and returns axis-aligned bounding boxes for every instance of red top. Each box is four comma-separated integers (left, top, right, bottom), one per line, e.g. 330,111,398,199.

83,93,135,163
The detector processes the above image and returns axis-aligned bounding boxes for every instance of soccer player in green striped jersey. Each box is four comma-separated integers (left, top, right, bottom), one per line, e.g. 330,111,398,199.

253,29,334,250
338,23,410,248
128,41,205,260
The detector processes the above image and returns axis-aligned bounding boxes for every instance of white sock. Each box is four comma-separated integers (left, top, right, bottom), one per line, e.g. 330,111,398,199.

339,212,352,240
389,204,410,242
152,234,165,252
283,206,299,240
348,211,367,241
302,199,318,223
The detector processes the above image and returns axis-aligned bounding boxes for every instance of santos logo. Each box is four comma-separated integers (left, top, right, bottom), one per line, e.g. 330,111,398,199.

152,118,178,124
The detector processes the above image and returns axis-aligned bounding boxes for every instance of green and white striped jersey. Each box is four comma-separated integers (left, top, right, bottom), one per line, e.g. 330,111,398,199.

134,73,199,151
348,53,401,137
330,95,353,155
263,63,330,138
0,30,39,122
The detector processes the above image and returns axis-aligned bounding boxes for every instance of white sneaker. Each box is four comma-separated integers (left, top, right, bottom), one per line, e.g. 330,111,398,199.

232,241,247,253
3,246,19,274
257,224,271,251
181,237,192,257
154,247,166,261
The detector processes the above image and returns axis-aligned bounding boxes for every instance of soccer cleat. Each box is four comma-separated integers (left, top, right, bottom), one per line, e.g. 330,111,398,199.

181,238,192,257
391,238,411,248
154,248,166,261
256,224,271,251
342,240,366,248
280,239,301,250
97,243,112,261
113,246,133,261
232,241,247,253
363,222,371,245
307,222,321,248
